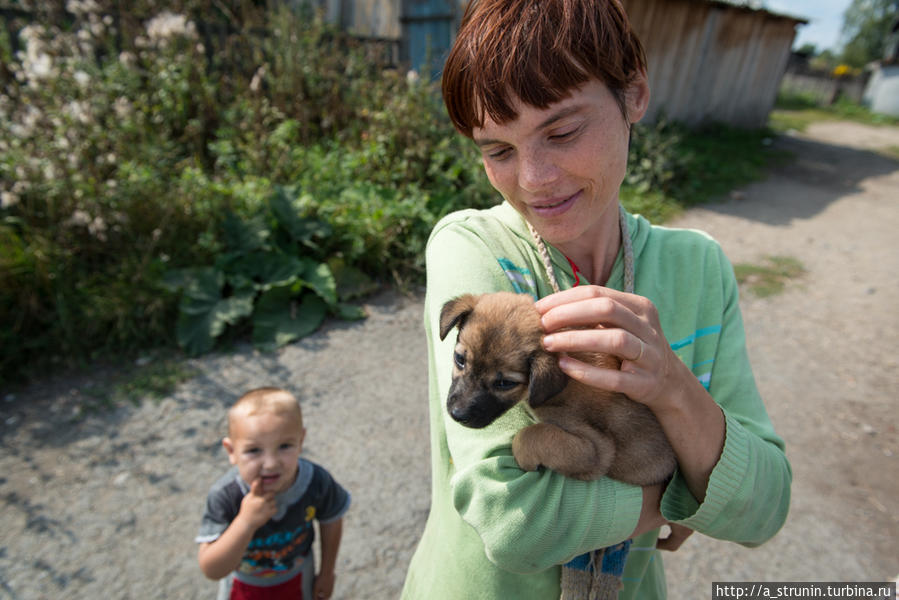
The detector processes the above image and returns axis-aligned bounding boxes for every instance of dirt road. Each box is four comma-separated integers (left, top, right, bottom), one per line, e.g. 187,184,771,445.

1,121,897,599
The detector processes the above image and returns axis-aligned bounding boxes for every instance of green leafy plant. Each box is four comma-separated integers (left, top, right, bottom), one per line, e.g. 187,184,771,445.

626,116,689,195
621,120,786,222
162,188,367,355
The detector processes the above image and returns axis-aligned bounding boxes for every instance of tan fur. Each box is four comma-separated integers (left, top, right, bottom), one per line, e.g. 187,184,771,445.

440,291,675,484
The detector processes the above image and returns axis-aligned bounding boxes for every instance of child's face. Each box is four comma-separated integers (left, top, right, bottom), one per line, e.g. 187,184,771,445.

223,410,305,495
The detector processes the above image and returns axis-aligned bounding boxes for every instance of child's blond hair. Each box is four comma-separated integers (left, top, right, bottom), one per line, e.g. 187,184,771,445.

228,387,303,436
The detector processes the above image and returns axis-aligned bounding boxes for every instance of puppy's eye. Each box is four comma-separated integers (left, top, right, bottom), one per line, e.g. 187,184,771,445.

493,378,519,391
453,351,466,369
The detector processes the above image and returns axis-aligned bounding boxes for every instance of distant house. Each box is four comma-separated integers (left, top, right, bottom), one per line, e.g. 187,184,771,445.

862,18,899,117
322,0,806,128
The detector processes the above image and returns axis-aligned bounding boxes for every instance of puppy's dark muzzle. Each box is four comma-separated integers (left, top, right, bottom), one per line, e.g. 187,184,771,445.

446,382,508,429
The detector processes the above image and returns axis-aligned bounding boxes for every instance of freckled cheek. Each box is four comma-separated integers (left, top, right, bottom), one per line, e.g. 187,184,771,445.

482,162,513,198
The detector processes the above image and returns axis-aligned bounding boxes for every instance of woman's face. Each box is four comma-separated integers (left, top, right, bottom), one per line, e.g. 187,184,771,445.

472,78,648,249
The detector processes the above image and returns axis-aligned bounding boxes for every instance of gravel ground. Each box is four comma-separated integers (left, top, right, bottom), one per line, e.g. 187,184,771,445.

1,121,897,599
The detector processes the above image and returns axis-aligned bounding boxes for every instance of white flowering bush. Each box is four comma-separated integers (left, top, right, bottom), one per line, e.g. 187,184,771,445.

0,2,226,378
0,1,493,381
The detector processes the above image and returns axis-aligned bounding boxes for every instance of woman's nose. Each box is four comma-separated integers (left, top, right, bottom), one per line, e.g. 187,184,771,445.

518,149,559,192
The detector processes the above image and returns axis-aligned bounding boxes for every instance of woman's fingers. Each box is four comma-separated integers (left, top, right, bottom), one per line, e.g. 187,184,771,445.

536,285,654,337
535,285,626,313
557,353,652,401
536,285,672,406
543,327,643,364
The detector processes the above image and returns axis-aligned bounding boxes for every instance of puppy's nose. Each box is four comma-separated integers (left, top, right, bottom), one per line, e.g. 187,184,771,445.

449,405,469,423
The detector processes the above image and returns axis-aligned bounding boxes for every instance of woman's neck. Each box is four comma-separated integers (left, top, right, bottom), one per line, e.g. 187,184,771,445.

555,205,622,286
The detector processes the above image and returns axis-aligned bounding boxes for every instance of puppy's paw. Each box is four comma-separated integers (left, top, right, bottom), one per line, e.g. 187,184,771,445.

512,427,544,472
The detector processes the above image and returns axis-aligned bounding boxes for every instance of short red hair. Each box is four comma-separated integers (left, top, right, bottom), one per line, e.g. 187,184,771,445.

442,0,647,138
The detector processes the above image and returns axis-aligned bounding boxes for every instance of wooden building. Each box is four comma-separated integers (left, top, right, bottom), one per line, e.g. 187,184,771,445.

626,0,806,127
325,0,806,128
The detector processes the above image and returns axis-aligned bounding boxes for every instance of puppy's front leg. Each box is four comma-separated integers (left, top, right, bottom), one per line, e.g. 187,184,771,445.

512,422,616,481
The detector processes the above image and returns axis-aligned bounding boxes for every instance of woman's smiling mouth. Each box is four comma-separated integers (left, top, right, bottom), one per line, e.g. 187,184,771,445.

531,191,579,217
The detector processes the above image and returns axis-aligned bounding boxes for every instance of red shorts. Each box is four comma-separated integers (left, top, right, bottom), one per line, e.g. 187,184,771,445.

230,572,303,600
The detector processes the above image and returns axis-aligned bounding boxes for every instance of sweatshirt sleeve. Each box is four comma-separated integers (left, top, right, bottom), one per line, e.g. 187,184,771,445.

660,245,792,547
424,214,645,573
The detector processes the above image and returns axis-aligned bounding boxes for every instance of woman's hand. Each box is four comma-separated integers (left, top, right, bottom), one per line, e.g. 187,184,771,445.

535,285,726,503
656,523,694,552
535,285,687,414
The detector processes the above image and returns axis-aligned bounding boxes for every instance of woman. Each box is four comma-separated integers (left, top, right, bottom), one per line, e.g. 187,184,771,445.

401,0,792,598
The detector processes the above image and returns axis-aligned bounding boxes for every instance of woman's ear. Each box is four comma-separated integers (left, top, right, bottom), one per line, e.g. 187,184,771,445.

625,69,651,125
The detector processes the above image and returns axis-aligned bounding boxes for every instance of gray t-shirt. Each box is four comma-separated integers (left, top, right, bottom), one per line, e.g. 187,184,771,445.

197,458,350,589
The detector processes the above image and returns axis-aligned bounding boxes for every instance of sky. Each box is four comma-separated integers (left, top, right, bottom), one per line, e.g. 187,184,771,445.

763,0,855,51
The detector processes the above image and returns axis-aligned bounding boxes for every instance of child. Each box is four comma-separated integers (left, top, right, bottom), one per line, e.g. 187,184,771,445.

197,387,350,600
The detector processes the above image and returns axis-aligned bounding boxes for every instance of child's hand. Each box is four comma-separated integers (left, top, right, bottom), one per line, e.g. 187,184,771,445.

313,570,336,600
237,478,277,531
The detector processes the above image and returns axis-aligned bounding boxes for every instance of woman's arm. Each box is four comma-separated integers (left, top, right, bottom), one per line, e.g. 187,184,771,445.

425,219,652,571
534,246,790,545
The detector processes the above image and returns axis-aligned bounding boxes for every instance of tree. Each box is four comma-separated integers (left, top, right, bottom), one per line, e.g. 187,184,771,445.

839,0,899,67
796,42,818,56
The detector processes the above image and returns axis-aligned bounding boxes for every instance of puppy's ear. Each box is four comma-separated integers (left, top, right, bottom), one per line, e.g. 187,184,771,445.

528,351,569,407
439,294,479,340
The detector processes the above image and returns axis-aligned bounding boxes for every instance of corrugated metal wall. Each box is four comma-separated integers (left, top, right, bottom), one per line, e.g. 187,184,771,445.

623,0,803,127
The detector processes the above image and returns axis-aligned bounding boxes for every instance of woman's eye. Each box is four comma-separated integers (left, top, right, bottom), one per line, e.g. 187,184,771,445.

453,352,466,369
493,379,519,391
549,127,579,142
486,147,512,160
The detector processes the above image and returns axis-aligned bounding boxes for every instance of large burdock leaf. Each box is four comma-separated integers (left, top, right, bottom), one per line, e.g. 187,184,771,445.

252,286,327,351
334,302,367,320
301,260,338,305
229,250,305,291
269,187,331,248
328,257,378,300
174,268,255,355
222,212,269,254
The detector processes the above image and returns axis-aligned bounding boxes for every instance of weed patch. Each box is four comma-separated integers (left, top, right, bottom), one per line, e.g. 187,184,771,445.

78,356,199,414
734,256,806,297
622,119,788,220
770,92,899,133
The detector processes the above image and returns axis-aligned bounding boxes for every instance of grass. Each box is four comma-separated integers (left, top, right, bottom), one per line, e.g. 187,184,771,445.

621,121,790,223
78,355,199,414
733,255,806,298
676,126,791,206
770,91,899,133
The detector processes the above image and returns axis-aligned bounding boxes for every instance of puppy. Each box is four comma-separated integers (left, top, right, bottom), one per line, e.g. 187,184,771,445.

439,291,675,484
